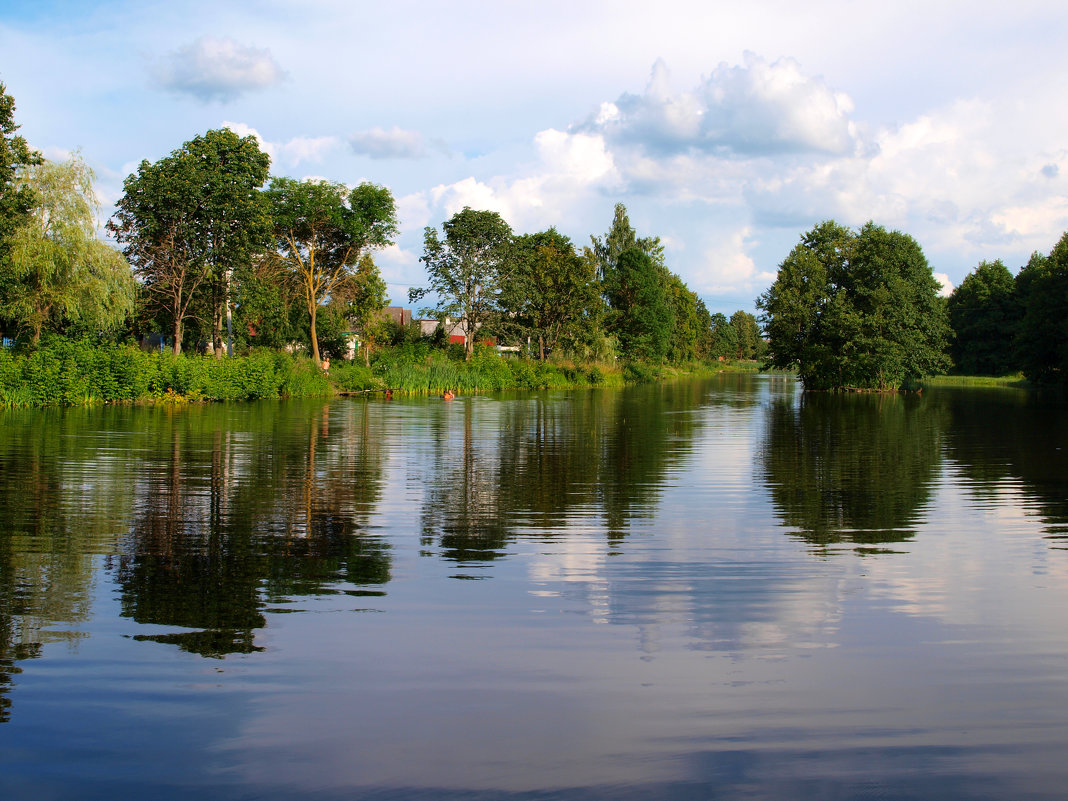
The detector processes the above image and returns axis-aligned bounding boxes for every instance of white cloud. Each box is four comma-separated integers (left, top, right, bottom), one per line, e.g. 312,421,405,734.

698,227,776,295
584,54,860,157
349,126,446,160
153,36,286,103
222,121,337,169
933,273,954,297
421,128,623,232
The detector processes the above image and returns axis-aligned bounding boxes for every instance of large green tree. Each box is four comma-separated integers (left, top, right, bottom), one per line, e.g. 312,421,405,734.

499,228,600,360
109,128,271,355
729,310,763,360
412,207,513,361
266,177,398,365
2,155,135,343
0,83,41,270
758,220,950,390
1015,233,1068,384
589,204,680,363
607,247,674,362
947,259,1020,375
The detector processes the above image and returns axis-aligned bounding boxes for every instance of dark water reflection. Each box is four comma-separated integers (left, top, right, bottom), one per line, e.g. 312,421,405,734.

761,391,947,549
1,376,1068,799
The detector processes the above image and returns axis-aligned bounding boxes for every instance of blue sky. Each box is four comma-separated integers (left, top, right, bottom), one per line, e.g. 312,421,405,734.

3,0,1067,315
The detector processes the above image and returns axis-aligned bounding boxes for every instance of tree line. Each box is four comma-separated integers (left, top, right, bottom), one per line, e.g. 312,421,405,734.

0,83,759,369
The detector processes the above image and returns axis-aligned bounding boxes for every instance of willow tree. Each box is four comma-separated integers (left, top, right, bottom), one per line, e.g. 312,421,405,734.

3,155,135,343
266,178,397,365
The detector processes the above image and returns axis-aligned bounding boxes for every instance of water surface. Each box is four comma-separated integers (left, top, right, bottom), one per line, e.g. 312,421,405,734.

2,375,1067,799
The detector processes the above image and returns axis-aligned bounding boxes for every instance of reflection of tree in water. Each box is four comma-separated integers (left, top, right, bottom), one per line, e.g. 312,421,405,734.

419,381,709,564
117,402,390,659
942,388,1068,547
761,392,946,549
0,409,137,722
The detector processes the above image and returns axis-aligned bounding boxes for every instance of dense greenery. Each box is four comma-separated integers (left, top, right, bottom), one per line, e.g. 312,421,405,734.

946,259,1019,376
0,339,330,406
758,221,951,390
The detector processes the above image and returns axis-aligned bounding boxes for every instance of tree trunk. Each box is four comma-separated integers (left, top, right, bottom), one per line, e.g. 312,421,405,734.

212,296,224,358
539,335,545,361
172,317,183,355
309,304,320,365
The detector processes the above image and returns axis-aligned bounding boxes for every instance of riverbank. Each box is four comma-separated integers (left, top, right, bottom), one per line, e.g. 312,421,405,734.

0,339,734,407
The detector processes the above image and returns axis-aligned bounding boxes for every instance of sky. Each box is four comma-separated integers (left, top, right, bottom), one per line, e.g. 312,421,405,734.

2,0,1067,316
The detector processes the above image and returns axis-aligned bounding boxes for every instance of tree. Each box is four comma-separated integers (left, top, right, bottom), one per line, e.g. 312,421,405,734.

758,220,950,390
708,312,737,359
0,83,41,269
588,202,664,291
589,204,676,363
607,247,674,362
340,254,389,366
729,310,762,360
109,128,271,355
412,207,513,361
2,155,135,343
947,259,1020,375
665,274,701,363
1015,234,1068,384
499,228,599,360
267,177,398,365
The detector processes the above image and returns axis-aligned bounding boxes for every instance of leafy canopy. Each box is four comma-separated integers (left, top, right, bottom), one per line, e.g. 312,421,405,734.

758,220,950,390
413,207,513,361
267,177,397,364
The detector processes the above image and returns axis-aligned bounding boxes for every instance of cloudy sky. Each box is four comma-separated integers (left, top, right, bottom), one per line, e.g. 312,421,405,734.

2,0,1067,315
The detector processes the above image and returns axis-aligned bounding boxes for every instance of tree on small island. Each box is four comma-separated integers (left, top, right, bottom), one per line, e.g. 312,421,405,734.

757,220,950,391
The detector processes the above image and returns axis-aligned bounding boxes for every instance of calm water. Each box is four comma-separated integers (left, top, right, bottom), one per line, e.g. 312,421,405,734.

1,375,1067,799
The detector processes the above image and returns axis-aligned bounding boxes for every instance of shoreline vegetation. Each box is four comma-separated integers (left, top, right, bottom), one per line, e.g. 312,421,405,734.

0,337,1036,409
0,338,740,408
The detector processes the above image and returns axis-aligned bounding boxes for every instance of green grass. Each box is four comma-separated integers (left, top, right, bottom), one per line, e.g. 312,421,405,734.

921,373,1029,389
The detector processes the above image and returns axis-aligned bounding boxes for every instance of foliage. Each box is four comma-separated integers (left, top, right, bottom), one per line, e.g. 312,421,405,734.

0,339,331,406
267,177,397,365
499,228,601,359
758,220,950,390
708,312,737,359
729,310,763,360
412,207,513,362
1015,234,1068,384
338,254,389,366
947,259,1020,375
0,82,42,268
605,247,674,362
2,155,135,343
109,128,271,355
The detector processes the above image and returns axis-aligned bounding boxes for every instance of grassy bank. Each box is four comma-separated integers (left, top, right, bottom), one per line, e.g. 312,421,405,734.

921,373,1030,389
0,340,737,408
332,344,727,396
0,339,331,407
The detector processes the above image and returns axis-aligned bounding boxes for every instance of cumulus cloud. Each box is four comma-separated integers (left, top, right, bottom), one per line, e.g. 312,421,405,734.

583,55,859,157
349,126,447,160
222,121,338,168
154,37,285,103
422,128,622,230
933,273,954,297
698,227,776,295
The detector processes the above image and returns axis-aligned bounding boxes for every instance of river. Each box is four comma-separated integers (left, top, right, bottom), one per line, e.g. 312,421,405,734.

1,374,1067,799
